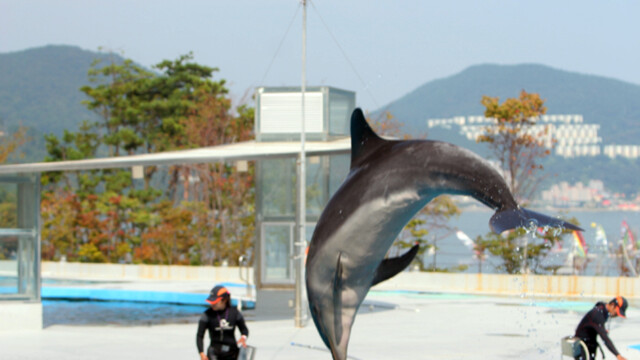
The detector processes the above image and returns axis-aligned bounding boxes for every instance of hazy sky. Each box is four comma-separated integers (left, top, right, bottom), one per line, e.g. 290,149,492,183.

2,0,639,112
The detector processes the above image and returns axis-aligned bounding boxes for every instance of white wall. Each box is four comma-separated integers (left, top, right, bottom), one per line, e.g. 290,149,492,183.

41,261,638,299
374,271,639,299
42,261,253,285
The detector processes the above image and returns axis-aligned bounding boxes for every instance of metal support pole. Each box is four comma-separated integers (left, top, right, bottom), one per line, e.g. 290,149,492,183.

522,236,529,274
294,0,308,328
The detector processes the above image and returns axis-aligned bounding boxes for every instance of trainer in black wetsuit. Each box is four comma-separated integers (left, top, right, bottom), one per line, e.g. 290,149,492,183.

574,296,628,360
197,285,249,360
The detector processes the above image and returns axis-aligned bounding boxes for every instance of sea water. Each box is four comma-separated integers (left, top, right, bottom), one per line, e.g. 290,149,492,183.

421,209,640,275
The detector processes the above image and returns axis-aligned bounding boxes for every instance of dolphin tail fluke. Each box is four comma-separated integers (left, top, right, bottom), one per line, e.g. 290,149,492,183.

371,244,419,287
489,207,583,234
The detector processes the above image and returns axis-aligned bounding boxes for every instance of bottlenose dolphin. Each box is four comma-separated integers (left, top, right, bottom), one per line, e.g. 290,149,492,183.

305,108,582,360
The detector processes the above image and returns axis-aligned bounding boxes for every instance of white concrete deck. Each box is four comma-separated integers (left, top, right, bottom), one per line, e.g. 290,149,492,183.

1,285,639,360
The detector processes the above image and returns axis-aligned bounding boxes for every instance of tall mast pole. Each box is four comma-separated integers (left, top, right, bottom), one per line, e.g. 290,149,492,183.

294,0,308,328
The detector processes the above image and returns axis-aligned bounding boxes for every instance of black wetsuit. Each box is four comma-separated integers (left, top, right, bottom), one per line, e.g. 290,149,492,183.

574,302,619,360
197,306,249,360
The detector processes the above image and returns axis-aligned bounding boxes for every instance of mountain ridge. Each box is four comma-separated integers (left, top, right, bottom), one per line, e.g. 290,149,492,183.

378,63,640,146
1,46,639,194
0,45,118,136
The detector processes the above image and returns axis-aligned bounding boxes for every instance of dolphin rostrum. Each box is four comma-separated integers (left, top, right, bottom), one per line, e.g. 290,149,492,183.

305,108,582,360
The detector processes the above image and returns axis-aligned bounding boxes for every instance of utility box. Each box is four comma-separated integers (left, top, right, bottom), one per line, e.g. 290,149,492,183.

255,86,355,142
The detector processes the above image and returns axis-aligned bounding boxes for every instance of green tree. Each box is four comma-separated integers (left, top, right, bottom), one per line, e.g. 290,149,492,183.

475,217,579,274
42,120,101,190
397,196,462,272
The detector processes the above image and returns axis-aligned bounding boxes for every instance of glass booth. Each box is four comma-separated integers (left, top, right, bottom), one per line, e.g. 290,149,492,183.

254,86,355,288
0,174,40,302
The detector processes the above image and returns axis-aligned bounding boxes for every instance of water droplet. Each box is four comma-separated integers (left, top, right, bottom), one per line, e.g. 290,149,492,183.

525,218,539,233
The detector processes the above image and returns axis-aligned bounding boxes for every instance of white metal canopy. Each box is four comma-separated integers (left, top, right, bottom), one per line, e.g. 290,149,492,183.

0,138,351,175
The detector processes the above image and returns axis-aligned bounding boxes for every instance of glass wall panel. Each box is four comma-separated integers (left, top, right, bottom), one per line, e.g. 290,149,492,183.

328,91,353,136
306,157,326,217
329,154,350,196
306,224,315,243
260,158,296,217
18,181,37,229
17,235,36,298
261,156,339,219
0,236,18,296
262,223,292,283
0,183,18,228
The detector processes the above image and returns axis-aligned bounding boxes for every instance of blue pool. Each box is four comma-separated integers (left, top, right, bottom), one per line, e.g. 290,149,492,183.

35,279,255,327
43,299,208,327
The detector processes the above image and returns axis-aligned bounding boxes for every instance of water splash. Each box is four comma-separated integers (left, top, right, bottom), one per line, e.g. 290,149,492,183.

525,218,539,234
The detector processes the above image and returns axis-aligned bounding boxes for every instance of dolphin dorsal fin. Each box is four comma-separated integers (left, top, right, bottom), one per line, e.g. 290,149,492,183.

350,108,386,169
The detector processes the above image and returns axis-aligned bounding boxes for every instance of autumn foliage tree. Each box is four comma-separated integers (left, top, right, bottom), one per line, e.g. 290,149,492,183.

152,92,255,266
40,52,255,265
477,90,552,203
0,126,29,165
474,91,568,274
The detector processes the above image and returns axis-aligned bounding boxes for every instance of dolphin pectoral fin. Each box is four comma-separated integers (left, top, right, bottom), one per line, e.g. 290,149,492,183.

371,244,420,287
333,252,344,346
489,207,583,234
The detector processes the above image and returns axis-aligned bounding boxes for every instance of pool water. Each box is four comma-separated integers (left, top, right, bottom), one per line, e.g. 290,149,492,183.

43,300,208,327
36,278,256,327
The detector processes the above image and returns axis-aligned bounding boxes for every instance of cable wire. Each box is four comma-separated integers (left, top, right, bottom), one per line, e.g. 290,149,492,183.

258,2,302,87
308,0,380,109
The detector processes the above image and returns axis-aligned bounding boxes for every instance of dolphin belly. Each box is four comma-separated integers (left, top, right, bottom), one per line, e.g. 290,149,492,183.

306,187,430,359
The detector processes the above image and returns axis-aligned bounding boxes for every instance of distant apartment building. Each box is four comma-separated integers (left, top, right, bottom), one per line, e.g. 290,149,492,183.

603,145,640,159
426,114,637,159
540,180,605,207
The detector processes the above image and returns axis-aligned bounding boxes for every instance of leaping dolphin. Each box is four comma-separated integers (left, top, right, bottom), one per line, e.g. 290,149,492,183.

305,108,582,360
